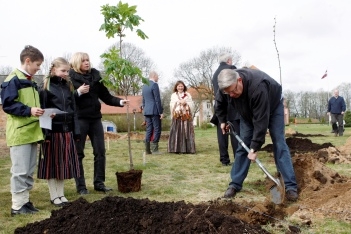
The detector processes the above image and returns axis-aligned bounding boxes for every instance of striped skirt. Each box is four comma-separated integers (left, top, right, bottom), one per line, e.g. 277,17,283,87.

37,132,80,180
167,118,196,154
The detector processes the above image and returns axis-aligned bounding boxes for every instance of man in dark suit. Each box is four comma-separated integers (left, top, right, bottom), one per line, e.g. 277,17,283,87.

211,53,240,166
142,71,164,154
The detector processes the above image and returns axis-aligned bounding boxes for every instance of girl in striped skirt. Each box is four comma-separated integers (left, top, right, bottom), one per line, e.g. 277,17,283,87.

38,57,81,207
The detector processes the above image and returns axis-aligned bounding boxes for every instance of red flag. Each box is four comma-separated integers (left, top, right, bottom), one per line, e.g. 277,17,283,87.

321,70,327,79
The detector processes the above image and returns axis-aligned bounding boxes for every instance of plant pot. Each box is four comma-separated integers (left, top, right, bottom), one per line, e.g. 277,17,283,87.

116,169,143,193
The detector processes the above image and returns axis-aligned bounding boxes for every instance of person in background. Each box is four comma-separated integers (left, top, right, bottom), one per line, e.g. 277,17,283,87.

140,105,154,141
37,57,80,207
168,80,196,154
211,53,240,166
0,45,44,216
327,89,346,136
216,68,298,202
69,52,129,195
142,71,164,154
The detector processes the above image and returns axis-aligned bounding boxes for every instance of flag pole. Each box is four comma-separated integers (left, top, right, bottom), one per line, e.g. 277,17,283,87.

321,70,329,125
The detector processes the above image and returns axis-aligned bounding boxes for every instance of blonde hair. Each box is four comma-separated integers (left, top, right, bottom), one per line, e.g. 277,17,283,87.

43,57,74,92
70,52,91,74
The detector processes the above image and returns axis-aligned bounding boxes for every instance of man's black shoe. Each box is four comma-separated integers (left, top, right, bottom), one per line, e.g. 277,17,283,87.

25,201,39,212
94,186,113,193
222,162,232,166
78,189,89,195
11,204,36,216
286,190,298,202
223,187,237,198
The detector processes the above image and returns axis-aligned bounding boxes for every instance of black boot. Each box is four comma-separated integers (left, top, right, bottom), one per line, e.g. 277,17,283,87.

145,142,152,154
151,142,163,154
332,123,338,136
339,126,344,136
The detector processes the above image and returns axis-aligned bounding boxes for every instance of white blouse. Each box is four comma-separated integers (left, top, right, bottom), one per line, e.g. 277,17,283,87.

169,92,194,117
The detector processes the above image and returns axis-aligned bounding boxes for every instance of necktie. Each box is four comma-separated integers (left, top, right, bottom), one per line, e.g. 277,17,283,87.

25,74,32,80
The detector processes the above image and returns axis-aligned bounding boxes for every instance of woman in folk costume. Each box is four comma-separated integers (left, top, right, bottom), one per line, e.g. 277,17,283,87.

168,80,196,154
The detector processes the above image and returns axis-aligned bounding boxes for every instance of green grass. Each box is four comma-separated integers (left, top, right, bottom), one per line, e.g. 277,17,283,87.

0,124,350,233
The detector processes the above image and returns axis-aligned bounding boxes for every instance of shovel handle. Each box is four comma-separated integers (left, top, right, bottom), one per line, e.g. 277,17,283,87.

226,121,280,186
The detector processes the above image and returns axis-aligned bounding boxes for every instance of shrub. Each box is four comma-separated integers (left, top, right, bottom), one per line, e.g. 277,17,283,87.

162,118,171,132
344,111,351,127
320,117,326,124
199,121,214,130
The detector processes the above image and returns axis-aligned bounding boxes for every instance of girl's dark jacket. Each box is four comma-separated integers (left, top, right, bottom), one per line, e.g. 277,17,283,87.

215,68,282,151
69,68,123,119
39,76,80,140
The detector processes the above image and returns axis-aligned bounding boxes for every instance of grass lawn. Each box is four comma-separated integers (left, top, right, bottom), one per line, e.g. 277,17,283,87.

0,123,350,233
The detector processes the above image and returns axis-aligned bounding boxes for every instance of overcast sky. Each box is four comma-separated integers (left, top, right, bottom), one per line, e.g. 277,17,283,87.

0,0,350,93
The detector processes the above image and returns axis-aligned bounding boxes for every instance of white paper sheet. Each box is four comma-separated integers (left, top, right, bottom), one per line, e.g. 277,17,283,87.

39,108,67,130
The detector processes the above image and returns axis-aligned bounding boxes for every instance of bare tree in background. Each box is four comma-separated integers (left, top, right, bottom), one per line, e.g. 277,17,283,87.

283,90,299,116
160,83,174,118
62,52,72,64
174,46,241,115
40,56,54,75
103,42,155,96
337,82,351,111
0,66,13,75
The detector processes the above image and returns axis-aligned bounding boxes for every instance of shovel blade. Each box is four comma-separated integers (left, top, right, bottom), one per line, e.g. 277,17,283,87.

269,173,285,204
270,185,284,204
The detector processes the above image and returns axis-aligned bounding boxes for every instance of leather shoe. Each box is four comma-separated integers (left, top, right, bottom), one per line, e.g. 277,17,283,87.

94,185,113,193
223,187,237,198
78,189,89,195
286,190,298,202
11,204,36,216
222,162,232,166
25,201,39,212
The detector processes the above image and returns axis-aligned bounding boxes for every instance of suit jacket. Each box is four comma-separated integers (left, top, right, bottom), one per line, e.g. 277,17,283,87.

142,80,163,115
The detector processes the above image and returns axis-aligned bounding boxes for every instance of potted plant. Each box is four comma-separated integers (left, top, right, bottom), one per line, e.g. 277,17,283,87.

99,1,149,193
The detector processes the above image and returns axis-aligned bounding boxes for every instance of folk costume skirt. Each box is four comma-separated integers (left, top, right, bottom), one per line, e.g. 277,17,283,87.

167,118,196,154
37,132,80,180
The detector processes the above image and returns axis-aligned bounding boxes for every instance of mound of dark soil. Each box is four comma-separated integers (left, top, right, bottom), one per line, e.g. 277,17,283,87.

15,197,269,234
292,133,325,137
261,137,334,154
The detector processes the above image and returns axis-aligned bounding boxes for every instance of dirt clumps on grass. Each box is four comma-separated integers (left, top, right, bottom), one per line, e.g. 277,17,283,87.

12,135,351,233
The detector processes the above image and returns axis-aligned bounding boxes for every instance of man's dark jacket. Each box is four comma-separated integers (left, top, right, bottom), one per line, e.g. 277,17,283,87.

327,96,346,114
211,62,238,125
215,68,282,151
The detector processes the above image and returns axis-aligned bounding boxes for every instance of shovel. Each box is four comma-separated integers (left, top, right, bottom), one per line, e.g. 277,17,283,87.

226,121,285,204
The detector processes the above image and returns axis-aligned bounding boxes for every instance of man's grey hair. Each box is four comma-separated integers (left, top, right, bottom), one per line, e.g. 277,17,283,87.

218,69,239,90
218,53,232,63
